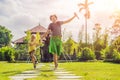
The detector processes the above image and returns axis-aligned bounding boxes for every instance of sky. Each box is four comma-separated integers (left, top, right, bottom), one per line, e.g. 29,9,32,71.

0,0,120,42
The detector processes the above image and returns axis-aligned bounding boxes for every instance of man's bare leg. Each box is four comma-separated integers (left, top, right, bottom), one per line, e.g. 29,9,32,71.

53,54,58,70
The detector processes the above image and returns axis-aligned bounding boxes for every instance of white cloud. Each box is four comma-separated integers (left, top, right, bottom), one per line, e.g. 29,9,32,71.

0,0,116,42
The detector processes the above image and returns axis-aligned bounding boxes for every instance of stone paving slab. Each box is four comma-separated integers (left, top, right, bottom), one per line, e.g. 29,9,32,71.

17,74,39,76
56,68,65,70
57,75,82,79
54,68,83,80
22,70,37,74
54,69,68,72
10,64,45,80
49,64,54,67
54,73,76,76
10,70,38,80
55,79,81,80
10,75,37,80
54,71,71,74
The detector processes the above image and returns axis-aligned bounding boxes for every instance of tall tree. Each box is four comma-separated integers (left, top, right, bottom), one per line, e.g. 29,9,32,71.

112,36,120,52
110,10,120,37
24,30,31,53
0,25,13,47
36,32,42,46
102,28,109,48
78,0,93,44
78,25,84,52
24,30,31,43
78,25,84,43
63,36,77,55
93,23,101,41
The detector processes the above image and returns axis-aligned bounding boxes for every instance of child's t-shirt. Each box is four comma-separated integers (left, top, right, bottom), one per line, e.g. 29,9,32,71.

28,40,37,52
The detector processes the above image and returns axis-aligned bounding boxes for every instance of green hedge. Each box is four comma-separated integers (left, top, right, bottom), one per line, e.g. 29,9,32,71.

0,46,15,62
79,47,96,61
95,51,105,60
103,47,120,63
112,49,120,63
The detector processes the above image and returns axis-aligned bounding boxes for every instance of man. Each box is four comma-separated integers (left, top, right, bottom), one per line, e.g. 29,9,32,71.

42,13,78,70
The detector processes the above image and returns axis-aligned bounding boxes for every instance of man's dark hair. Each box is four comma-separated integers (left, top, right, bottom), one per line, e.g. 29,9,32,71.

50,14,57,20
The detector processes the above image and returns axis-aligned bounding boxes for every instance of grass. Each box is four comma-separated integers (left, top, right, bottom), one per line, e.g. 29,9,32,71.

0,62,55,80
59,61,120,80
0,61,120,80
0,61,33,80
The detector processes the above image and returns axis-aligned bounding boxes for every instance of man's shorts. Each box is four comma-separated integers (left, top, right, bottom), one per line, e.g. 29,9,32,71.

49,36,62,56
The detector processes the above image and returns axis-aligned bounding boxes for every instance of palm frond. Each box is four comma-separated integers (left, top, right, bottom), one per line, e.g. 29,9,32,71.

78,0,93,19
78,3,85,7
88,2,94,5
79,7,85,12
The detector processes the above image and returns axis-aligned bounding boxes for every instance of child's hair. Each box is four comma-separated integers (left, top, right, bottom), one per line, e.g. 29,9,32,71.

50,14,57,20
31,34,36,39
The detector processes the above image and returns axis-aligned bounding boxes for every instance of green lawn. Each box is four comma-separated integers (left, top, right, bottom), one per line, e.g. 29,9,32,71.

0,62,55,80
0,61,120,80
0,62,33,80
59,62,120,80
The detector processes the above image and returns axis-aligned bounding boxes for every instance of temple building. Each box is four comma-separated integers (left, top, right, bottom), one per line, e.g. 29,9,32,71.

13,24,53,62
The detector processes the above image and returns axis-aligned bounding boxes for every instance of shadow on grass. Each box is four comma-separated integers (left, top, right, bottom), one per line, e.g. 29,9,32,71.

2,71,21,76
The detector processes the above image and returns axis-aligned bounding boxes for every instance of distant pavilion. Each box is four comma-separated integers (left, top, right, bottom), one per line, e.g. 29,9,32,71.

14,24,47,44
13,24,53,62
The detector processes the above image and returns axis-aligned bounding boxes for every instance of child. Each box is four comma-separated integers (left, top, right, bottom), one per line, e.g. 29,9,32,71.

28,34,38,69
42,13,78,70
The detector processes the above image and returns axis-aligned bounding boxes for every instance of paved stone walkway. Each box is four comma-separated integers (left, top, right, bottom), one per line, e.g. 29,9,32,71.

10,63,44,80
54,67,83,80
10,63,83,80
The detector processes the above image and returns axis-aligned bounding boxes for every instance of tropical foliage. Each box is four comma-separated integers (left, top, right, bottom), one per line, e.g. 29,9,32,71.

63,37,77,55
1,4,120,64
78,0,93,43
0,46,15,62
79,47,95,61
0,25,12,47
14,44,28,60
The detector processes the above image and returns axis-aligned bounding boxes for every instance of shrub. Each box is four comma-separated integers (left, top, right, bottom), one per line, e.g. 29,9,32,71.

112,49,120,63
95,51,105,60
80,47,95,61
77,52,81,58
104,47,114,59
0,48,5,60
0,46,15,62
104,47,120,63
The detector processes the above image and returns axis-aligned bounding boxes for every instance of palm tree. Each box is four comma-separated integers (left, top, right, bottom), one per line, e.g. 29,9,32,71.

93,23,101,40
78,0,93,44
110,10,120,36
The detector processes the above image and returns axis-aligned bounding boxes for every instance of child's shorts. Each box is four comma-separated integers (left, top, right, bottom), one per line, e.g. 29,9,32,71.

29,50,35,58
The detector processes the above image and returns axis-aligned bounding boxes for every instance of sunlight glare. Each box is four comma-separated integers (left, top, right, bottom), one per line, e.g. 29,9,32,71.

75,0,120,12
